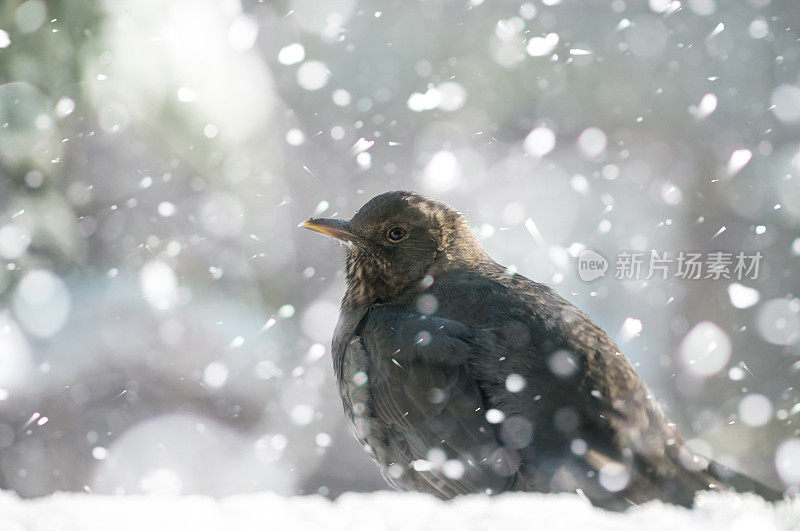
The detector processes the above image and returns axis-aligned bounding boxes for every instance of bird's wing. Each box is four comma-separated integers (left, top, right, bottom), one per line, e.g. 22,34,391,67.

499,280,784,506
356,303,513,498
516,282,720,505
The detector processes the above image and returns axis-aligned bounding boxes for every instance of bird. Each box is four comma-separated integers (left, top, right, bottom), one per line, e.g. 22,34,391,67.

300,191,782,511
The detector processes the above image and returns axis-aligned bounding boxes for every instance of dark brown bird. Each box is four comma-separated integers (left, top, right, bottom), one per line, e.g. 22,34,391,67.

301,191,782,510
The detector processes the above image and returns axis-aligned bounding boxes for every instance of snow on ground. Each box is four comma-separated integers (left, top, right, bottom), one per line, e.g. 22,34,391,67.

1,490,798,531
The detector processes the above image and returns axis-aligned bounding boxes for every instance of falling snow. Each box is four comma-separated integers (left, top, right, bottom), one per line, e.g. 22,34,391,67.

0,0,797,515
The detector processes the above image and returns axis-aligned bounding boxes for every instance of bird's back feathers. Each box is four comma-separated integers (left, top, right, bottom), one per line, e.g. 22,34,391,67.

333,267,782,508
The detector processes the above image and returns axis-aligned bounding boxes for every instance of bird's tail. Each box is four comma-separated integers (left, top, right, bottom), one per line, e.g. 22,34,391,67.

705,459,784,502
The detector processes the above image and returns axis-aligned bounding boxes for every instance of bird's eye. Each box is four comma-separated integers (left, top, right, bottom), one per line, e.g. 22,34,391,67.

386,227,407,242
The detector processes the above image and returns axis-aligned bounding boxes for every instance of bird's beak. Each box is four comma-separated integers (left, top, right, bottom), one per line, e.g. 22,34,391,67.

299,218,361,244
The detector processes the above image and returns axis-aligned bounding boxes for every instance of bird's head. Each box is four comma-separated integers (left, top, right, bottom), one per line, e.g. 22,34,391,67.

301,191,486,305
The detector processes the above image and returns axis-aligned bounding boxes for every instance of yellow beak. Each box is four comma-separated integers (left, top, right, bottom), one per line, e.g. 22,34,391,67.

299,218,361,243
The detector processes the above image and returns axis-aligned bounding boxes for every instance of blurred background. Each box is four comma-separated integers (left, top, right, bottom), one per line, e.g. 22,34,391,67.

0,0,798,499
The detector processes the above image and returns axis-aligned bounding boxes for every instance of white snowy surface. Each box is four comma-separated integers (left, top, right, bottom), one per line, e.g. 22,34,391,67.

1,490,798,531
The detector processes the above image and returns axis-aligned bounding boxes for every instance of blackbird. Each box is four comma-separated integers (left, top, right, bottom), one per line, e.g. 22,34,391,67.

301,191,782,510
